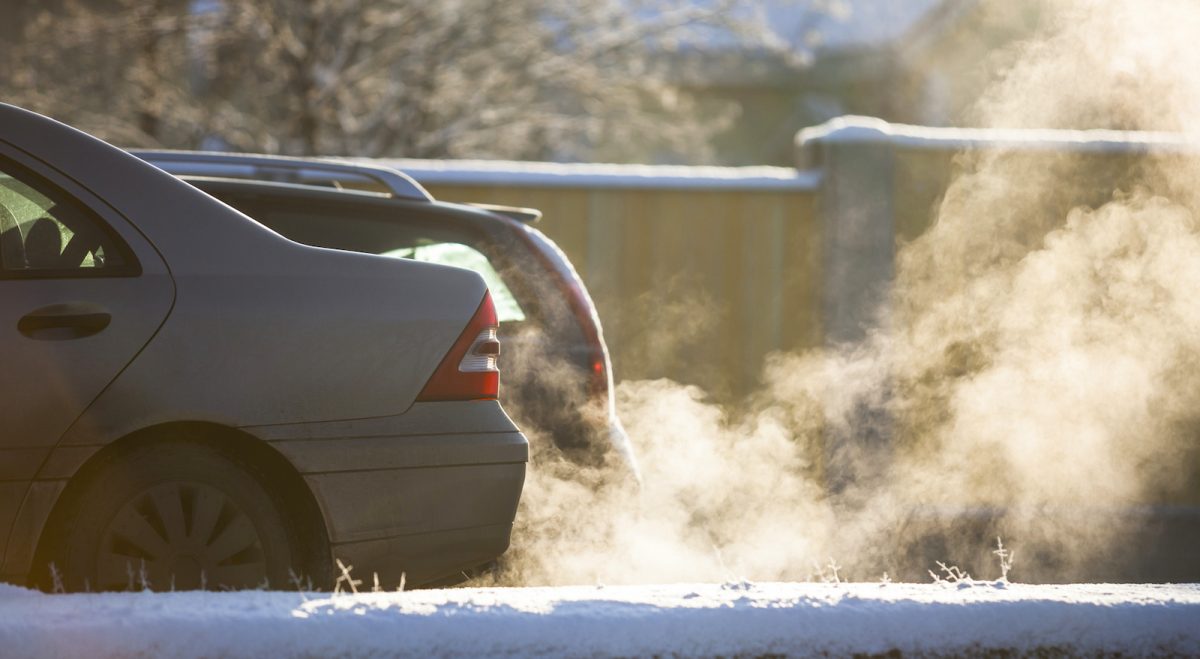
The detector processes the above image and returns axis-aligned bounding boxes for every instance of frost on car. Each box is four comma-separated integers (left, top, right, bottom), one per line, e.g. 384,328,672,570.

0,103,528,592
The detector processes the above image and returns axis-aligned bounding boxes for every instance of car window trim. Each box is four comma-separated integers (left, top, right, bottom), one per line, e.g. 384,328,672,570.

0,153,142,280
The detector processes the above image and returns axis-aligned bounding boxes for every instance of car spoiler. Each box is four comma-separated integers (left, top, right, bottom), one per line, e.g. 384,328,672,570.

129,149,434,202
467,203,542,224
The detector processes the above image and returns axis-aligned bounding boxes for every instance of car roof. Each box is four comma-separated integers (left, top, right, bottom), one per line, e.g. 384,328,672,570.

184,175,394,202
132,149,545,224
184,175,521,226
131,149,434,201
184,175,543,225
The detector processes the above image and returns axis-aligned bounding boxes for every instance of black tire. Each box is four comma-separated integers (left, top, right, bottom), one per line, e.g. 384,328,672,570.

48,441,310,592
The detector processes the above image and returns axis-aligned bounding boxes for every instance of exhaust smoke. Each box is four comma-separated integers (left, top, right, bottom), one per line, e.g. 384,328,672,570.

487,0,1200,586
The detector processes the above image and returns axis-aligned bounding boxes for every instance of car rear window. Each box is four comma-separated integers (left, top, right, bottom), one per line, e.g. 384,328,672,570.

381,242,524,322
220,199,526,322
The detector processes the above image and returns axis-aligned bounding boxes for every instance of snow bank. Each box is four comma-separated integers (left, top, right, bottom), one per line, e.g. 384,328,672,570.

0,581,1196,658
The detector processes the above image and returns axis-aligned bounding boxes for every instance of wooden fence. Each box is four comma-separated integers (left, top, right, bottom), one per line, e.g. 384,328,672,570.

380,161,823,399
375,119,1200,401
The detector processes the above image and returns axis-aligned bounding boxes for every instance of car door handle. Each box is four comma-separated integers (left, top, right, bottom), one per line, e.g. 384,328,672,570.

18,303,112,340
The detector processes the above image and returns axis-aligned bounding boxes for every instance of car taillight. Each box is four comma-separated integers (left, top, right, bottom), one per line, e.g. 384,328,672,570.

513,224,612,400
416,291,500,402
566,280,609,397
590,352,608,397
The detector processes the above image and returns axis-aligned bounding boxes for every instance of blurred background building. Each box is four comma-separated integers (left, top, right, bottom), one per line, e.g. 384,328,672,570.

679,0,1044,164
0,0,1042,165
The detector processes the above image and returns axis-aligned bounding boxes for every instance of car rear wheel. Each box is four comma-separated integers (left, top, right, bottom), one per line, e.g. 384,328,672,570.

51,441,305,592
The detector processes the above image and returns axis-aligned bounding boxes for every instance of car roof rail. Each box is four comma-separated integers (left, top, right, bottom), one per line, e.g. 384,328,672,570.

466,203,542,223
129,149,434,202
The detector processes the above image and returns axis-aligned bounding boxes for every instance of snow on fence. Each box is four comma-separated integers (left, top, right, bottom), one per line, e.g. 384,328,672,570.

2,582,1197,658
375,158,819,191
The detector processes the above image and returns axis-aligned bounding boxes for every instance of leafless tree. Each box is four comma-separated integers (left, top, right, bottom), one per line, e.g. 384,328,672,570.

0,0,802,162
1,0,207,146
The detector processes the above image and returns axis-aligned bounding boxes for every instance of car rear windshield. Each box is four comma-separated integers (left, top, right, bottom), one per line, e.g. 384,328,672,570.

379,242,523,321
218,199,526,322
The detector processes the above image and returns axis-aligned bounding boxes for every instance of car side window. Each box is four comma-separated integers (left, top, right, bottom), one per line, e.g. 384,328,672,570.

0,157,133,276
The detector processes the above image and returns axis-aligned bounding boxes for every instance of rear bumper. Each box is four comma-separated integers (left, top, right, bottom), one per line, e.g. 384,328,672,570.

334,522,514,589
248,400,527,587
304,461,524,587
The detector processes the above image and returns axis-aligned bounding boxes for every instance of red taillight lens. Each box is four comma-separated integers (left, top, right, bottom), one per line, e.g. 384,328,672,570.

416,291,500,402
513,223,612,400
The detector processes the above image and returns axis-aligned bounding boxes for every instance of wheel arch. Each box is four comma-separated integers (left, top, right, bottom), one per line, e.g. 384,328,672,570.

30,421,332,589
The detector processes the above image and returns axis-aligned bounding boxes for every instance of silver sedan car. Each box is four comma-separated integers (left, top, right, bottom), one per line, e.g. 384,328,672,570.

0,103,528,591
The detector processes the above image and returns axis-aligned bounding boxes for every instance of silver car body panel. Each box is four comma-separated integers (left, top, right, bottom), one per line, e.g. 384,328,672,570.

249,399,526,584
0,104,486,435
0,103,525,586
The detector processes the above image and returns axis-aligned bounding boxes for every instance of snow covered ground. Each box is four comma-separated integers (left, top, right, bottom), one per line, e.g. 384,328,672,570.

2,581,1198,658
